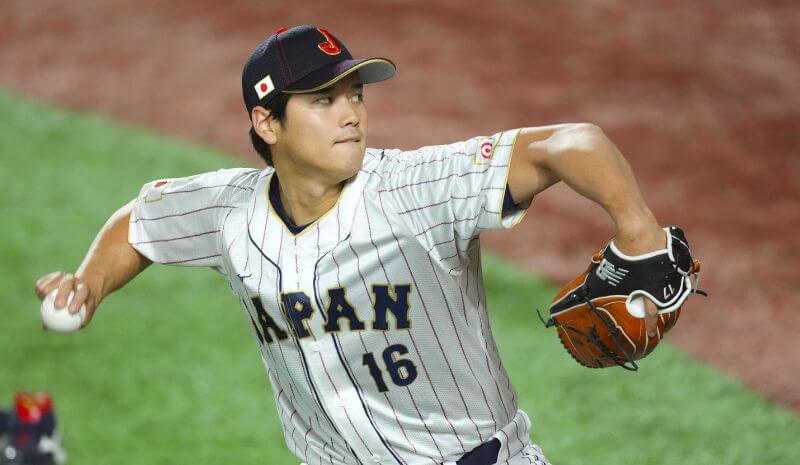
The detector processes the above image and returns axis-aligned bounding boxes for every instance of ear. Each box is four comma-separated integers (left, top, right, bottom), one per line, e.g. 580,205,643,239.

251,106,279,145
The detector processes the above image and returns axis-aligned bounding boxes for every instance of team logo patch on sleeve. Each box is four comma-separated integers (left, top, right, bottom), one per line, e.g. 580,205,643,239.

474,137,496,165
145,180,170,203
254,75,275,99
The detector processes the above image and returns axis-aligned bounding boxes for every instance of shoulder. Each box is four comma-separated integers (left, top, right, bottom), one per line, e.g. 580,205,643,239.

375,137,483,164
189,167,265,192
140,167,267,205
361,137,482,178
362,132,519,190
212,167,266,199
209,167,275,213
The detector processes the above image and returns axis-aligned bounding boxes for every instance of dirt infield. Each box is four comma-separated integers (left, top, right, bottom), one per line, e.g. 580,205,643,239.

2,1,799,410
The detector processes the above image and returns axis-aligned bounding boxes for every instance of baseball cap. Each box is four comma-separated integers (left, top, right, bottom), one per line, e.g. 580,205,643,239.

242,25,396,115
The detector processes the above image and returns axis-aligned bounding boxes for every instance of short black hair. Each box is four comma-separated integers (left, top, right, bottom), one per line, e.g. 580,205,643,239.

249,92,292,166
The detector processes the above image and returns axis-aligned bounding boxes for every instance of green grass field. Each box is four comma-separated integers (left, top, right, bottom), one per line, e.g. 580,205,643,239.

1,91,798,465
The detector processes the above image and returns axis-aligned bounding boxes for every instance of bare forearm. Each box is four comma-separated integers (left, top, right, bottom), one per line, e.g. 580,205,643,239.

531,124,658,233
509,123,665,257
76,199,152,305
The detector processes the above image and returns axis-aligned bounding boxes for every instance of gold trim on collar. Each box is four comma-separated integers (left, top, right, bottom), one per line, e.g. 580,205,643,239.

265,174,352,239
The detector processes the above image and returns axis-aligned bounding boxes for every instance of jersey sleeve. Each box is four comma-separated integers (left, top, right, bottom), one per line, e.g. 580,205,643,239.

128,168,255,267
378,129,530,260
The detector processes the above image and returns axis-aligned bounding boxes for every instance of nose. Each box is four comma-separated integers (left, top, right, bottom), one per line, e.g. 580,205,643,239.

336,95,360,128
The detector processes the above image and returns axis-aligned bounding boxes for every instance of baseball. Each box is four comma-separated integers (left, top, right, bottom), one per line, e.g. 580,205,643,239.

626,295,646,318
40,289,86,333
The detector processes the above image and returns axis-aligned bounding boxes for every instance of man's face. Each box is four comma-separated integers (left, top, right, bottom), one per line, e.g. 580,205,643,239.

273,74,367,181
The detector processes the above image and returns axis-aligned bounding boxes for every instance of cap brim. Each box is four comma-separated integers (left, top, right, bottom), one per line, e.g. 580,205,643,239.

283,58,396,94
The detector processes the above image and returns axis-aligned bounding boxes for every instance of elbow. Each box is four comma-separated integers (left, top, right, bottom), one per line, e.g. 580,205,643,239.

564,122,605,141
518,122,611,172
570,122,603,134
556,123,611,154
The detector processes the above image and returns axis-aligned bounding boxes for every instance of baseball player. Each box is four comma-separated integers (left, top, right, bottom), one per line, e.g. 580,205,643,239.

34,25,670,465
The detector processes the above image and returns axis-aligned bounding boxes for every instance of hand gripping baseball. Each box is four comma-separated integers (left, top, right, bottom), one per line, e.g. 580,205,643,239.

35,271,100,331
538,226,706,371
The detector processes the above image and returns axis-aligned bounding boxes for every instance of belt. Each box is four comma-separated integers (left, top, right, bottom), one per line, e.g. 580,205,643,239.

454,438,501,465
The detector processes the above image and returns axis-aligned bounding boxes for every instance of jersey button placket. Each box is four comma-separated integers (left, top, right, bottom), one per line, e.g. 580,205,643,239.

297,254,362,457
300,238,387,463
289,245,342,452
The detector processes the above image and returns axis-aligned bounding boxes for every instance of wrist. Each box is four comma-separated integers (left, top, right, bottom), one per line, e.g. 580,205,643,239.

610,206,665,256
75,270,106,308
611,202,657,236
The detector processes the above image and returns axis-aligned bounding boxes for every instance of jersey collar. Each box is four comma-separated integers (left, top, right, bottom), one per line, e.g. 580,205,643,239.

246,164,371,258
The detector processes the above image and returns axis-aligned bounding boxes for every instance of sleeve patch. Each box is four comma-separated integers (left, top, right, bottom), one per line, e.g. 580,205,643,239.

474,137,496,166
145,180,170,203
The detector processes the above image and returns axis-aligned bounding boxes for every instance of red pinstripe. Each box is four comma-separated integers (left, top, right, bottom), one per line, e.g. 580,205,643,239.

131,204,234,223
377,164,508,194
130,229,218,245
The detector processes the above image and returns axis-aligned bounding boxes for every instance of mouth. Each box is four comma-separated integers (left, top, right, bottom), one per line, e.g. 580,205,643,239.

334,135,362,145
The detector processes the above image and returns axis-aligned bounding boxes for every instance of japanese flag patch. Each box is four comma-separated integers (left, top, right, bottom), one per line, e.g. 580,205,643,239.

474,137,496,165
145,180,170,203
254,75,275,99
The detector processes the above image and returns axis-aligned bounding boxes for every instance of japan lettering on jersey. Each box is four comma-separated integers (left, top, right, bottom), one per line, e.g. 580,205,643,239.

129,130,539,465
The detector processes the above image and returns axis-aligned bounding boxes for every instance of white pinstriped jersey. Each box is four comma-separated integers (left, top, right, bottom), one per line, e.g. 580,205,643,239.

129,129,544,465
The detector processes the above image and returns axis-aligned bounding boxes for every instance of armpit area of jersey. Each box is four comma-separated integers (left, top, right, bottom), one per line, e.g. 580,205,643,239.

502,184,522,216
269,174,312,234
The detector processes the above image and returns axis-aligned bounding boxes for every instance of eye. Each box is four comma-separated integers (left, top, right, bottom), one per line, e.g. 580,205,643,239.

352,92,364,103
315,96,332,104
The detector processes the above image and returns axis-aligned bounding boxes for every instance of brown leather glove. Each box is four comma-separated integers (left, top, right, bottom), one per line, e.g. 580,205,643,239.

541,226,704,371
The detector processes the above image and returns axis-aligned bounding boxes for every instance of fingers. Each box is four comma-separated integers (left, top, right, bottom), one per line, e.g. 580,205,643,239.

35,271,65,300
35,270,99,330
54,274,77,310
644,299,658,338
70,282,90,314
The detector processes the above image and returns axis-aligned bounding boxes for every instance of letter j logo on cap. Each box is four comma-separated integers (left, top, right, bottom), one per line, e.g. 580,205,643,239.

254,75,275,99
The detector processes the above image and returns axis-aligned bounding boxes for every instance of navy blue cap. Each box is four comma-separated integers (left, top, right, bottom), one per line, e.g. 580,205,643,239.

242,25,396,115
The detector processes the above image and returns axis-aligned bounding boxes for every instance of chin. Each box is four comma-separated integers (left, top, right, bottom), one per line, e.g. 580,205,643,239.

333,143,366,177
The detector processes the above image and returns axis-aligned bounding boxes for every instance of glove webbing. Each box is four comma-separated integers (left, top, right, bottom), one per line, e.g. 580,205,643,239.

536,289,639,370
536,285,708,372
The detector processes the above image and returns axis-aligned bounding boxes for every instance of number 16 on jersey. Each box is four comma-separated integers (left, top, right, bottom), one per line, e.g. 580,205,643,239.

362,344,418,392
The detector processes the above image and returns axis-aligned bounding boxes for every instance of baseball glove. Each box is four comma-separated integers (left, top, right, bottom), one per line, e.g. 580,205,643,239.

538,226,705,371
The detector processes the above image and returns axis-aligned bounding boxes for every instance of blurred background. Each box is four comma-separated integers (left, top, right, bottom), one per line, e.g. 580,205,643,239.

1,1,798,464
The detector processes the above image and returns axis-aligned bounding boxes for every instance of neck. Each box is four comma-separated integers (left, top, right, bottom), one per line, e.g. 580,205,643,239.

272,165,346,226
